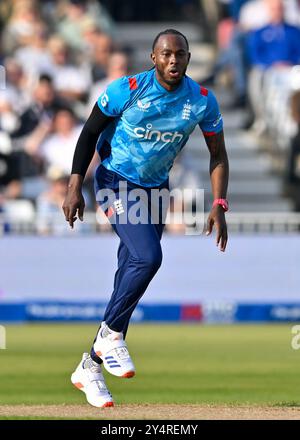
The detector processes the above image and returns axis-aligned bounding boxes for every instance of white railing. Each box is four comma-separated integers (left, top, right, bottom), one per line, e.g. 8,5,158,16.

225,212,300,232
1,212,300,235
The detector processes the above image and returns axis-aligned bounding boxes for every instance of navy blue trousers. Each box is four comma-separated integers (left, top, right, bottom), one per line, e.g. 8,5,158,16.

94,164,168,339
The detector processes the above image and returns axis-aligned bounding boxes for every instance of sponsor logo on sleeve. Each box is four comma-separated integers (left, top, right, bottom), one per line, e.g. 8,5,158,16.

212,114,222,127
100,92,109,107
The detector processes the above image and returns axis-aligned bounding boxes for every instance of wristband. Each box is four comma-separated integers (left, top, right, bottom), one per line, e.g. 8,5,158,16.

212,198,229,212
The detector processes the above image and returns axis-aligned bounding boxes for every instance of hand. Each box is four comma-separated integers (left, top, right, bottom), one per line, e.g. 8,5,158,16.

205,205,228,252
62,175,85,229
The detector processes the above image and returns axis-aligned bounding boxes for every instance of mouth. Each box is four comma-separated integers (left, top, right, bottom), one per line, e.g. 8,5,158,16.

168,68,181,79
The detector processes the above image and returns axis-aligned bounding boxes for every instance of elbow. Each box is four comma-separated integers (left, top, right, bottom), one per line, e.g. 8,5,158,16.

209,155,229,174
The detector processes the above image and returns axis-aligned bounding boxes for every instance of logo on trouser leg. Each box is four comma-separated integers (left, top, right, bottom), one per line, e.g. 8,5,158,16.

113,199,124,215
96,183,204,232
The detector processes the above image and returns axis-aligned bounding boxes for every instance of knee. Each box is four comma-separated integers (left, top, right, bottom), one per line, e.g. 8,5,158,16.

140,247,163,274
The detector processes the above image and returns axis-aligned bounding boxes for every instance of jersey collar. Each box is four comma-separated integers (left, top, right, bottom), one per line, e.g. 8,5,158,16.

152,69,185,94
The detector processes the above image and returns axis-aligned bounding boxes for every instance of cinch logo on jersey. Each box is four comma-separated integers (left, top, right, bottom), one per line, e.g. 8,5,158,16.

133,124,183,143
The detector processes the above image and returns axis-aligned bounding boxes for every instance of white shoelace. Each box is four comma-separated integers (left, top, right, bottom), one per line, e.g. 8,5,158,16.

83,356,108,390
115,347,130,360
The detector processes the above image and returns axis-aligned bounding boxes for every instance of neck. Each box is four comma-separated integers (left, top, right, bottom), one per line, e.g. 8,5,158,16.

155,70,182,92
271,18,284,25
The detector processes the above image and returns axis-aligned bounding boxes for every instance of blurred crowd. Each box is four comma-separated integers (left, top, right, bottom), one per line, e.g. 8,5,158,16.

0,0,132,234
206,0,300,207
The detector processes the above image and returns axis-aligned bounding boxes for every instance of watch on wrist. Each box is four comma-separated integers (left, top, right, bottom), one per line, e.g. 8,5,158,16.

212,198,229,212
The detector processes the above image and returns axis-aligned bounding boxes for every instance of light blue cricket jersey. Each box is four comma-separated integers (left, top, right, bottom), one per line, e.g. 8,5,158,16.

97,68,223,187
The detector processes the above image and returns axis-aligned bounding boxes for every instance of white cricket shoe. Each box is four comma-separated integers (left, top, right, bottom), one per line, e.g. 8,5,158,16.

93,322,135,378
71,353,114,408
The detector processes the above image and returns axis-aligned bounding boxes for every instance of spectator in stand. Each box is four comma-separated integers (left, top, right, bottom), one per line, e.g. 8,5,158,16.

78,20,114,91
0,59,27,198
247,0,300,68
247,0,300,132
225,0,250,22
39,107,83,175
55,0,114,43
0,148,21,200
36,163,93,235
239,0,271,31
0,58,27,199
215,1,250,107
203,0,300,109
2,0,43,53
286,90,300,209
13,74,63,140
0,58,29,116
80,17,102,56
9,75,68,188
282,0,300,27
14,22,53,89
56,0,98,52
89,32,113,82
202,0,261,107
88,51,129,114
39,106,95,208
47,35,91,102
0,1,12,30
36,165,74,235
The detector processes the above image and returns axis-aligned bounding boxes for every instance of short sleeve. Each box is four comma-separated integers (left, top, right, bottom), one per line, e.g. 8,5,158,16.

97,76,130,117
199,90,223,135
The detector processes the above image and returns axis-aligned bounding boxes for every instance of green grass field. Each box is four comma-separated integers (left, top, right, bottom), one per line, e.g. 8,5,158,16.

0,323,299,409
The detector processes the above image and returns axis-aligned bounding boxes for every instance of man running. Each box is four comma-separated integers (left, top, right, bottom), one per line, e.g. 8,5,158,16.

63,29,229,408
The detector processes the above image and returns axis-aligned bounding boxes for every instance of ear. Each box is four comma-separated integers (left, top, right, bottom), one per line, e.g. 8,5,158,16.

187,52,191,64
150,52,156,66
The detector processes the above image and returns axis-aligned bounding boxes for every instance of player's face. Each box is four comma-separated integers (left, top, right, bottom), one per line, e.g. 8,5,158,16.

151,35,190,90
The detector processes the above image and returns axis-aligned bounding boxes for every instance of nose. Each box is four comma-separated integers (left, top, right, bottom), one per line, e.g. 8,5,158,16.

169,54,178,65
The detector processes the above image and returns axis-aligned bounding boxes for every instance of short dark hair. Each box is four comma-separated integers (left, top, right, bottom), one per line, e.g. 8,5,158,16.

54,105,76,119
152,29,189,52
39,73,53,84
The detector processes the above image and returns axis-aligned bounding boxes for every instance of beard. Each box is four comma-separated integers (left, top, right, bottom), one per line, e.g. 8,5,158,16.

155,64,186,86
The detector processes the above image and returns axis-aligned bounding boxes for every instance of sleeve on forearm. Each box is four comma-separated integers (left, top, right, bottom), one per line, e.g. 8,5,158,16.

71,103,113,177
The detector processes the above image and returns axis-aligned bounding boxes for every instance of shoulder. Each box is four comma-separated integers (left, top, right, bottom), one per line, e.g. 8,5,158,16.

184,75,211,99
251,25,268,36
104,75,130,94
124,70,154,98
97,70,151,116
284,23,300,34
184,75,200,92
197,85,223,133
108,70,151,93
186,76,219,106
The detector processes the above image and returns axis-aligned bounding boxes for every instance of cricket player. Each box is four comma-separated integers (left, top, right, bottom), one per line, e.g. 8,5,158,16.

63,29,229,407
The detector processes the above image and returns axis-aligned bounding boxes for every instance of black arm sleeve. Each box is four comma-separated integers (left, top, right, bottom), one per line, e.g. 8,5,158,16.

71,103,114,177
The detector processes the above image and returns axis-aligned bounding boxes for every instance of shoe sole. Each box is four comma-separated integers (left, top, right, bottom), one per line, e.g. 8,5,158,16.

71,375,114,408
122,371,135,378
